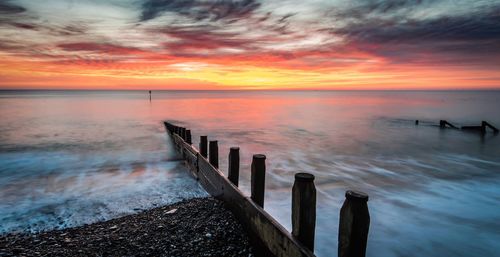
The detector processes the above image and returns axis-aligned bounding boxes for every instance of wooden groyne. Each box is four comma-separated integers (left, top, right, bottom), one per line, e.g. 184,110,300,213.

163,121,371,257
439,120,458,129
416,120,499,135
461,121,499,134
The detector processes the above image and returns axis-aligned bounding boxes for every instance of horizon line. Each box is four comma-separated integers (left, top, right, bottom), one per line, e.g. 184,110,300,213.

1,88,500,92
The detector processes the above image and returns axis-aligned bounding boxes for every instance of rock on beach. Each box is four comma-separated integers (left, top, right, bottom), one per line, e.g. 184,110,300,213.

0,198,254,257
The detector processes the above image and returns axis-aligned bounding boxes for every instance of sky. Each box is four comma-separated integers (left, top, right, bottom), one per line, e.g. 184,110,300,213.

0,0,499,90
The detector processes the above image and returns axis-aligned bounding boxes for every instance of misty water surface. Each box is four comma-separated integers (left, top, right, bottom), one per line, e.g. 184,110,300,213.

0,90,499,257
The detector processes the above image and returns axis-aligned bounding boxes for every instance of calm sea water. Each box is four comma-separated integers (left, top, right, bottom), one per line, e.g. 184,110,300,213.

1,90,499,257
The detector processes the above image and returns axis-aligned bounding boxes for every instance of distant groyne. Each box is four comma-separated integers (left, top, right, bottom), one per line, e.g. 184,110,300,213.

164,121,371,257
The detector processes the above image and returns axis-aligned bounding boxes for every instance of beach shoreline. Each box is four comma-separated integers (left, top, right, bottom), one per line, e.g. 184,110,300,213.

0,197,254,257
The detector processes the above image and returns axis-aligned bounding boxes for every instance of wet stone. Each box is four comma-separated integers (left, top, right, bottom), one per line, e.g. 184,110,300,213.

0,198,253,257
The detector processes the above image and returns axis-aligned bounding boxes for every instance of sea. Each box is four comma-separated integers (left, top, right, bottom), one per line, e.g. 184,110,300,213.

0,90,499,257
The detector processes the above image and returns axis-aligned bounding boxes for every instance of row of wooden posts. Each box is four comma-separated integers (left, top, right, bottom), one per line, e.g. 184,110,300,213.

164,122,371,257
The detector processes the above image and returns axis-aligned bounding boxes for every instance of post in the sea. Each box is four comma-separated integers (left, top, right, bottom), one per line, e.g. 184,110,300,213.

200,136,208,158
186,130,192,144
482,121,499,134
251,154,266,208
292,173,317,252
338,190,370,257
209,140,219,168
228,147,240,186
439,120,458,129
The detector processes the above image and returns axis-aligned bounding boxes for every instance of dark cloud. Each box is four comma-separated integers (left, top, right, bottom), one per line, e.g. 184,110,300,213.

331,0,425,21
56,25,87,36
10,22,36,30
156,25,251,56
0,0,27,27
140,0,261,22
0,39,20,51
0,0,26,15
379,0,423,12
57,42,142,55
332,2,500,66
153,20,305,58
356,0,423,14
0,1,86,36
338,9,500,43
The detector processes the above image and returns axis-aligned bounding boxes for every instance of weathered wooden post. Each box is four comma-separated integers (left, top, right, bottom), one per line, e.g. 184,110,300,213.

186,130,192,144
174,126,179,135
251,154,266,208
200,136,208,158
292,173,316,252
440,120,458,129
209,140,219,168
483,121,499,133
180,127,186,140
338,190,370,257
228,147,240,186
439,120,446,128
480,122,487,134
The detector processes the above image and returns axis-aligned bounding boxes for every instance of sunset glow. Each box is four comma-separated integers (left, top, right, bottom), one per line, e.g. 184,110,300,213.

1,0,499,90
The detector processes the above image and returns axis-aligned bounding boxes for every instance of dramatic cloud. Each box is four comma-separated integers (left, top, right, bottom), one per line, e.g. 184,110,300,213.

0,0,499,89
0,0,25,15
140,0,261,22
58,42,141,55
325,0,500,66
158,25,250,53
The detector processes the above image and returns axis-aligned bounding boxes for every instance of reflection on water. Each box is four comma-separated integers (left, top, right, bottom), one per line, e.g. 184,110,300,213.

1,90,499,257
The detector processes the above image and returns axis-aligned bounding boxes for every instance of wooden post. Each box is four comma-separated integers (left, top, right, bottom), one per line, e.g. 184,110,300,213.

439,120,446,128
200,136,208,158
174,126,179,135
440,120,458,129
180,127,186,140
186,130,192,144
480,122,487,134
292,173,316,252
338,190,370,257
228,147,240,186
251,154,266,208
482,121,499,133
209,140,219,168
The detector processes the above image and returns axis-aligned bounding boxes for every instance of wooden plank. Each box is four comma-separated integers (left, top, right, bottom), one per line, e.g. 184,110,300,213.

172,134,182,151
173,134,198,178
197,156,224,197
226,184,314,257
196,155,315,257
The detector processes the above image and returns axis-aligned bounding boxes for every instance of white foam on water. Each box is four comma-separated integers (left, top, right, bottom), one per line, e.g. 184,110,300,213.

0,159,208,233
